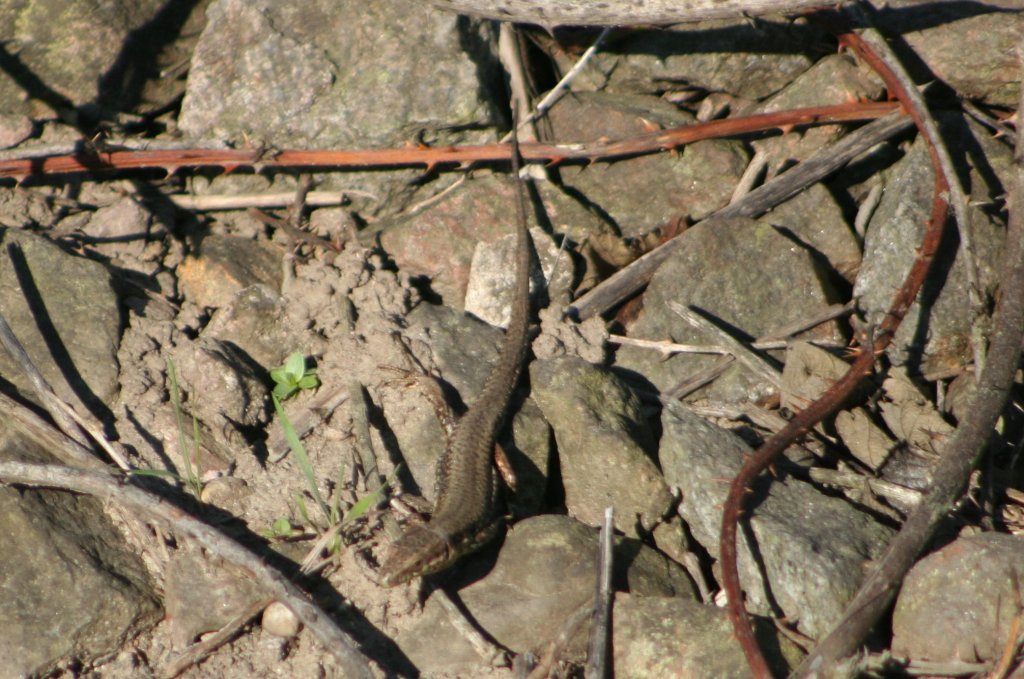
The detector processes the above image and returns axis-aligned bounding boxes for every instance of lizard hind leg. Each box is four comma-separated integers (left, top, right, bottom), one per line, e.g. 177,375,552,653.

379,364,458,444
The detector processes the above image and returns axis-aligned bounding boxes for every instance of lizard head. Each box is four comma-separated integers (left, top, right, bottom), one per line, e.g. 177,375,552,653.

378,524,454,587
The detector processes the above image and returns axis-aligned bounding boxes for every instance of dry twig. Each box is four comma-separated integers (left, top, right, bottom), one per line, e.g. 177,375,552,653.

569,111,912,320
0,461,375,679
719,9,962,674
525,602,594,679
0,300,131,471
163,597,274,678
585,507,615,679
669,303,783,390
791,33,1024,679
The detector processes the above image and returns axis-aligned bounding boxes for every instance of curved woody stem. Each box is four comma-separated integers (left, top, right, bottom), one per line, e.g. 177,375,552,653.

718,10,953,677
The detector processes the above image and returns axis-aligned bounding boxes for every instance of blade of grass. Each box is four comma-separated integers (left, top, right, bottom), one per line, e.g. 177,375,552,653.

274,393,330,525
166,358,203,497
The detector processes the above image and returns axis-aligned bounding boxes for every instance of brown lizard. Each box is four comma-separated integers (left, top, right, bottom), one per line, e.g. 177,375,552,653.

379,131,533,587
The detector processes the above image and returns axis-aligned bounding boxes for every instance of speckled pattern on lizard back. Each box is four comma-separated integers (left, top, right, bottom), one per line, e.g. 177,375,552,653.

379,131,533,586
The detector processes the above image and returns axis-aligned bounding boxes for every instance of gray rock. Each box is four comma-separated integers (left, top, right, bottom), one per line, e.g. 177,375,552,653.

0,0,166,118
854,114,1007,373
396,309,483,398
84,196,153,242
531,357,673,537
547,92,749,232
181,0,497,147
170,336,271,440
395,515,696,674
660,402,894,639
613,594,802,679
615,217,841,403
747,53,883,282
0,228,121,416
465,227,568,329
0,426,160,677
765,182,860,282
0,113,33,149
378,175,525,308
506,398,553,517
179,0,499,211
892,532,1024,663
164,543,265,647
0,189,54,229
894,7,1024,107
378,173,592,310
573,19,817,101
203,284,307,371
177,234,283,310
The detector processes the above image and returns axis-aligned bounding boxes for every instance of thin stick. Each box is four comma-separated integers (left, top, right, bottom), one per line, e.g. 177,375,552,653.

662,302,850,399
585,507,615,679
169,191,354,211
792,43,1024,678
0,307,90,451
408,27,611,221
428,0,997,27
0,391,99,468
504,28,613,136
807,467,921,510
568,111,913,320
525,601,594,679
669,303,783,390
730,150,768,203
609,333,843,355
500,23,536,142
436,589,510,666
0,460,375,679
0,102,899,180
853,183,883,240
667,355,736,400
758,301,853,343
349,381,384,494
607,335,728,356
961,99,1017,140
720,11,957,673
163,597,274,678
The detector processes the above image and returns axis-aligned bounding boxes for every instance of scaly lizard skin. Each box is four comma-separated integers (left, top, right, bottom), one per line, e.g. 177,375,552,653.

379,134,533,586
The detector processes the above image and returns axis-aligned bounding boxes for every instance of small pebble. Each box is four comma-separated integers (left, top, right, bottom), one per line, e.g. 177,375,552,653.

262,601,301,638
199,476,250,512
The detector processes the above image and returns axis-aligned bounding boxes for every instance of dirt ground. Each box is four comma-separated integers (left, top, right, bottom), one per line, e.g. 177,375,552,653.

1,1,1023,678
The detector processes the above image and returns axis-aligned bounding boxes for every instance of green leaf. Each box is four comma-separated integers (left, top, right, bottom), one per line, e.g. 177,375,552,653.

339,467,399,526
343,486,382,525
273,381,297,400
271,517,295,538
165,357,203,498
326,533,342,555
284,352,306,380
128,468,182,481
294,492,312,527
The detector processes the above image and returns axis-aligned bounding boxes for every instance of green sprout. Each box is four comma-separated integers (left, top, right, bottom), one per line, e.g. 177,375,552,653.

266,351,393,560
270,352,319,401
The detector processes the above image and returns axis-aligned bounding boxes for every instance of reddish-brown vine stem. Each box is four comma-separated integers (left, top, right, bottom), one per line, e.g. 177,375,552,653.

718,12,952,678
0,102,896,181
